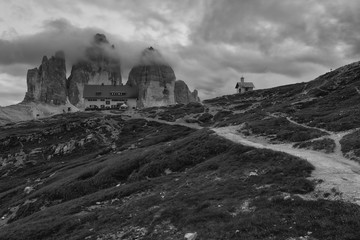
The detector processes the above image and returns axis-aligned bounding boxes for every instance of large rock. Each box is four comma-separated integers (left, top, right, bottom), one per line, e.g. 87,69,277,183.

174,80,200,104
23,51,67,105
126,47,176,108
67,33,122,107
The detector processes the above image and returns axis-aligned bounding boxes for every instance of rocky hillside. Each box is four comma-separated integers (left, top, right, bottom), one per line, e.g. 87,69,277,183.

1,61,360,239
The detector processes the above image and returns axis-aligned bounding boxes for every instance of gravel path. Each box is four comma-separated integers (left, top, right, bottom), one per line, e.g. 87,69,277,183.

213,126,360,205
127,112,360,204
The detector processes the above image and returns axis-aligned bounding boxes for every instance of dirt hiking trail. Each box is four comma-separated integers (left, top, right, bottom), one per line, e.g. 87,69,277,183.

126,112,360,205
213,125,360,205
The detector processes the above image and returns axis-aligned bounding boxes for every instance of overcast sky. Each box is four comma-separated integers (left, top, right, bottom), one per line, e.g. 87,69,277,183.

1,0,360,106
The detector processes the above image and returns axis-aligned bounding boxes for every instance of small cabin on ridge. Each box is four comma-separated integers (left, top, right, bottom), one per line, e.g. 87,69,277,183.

235,77,255,94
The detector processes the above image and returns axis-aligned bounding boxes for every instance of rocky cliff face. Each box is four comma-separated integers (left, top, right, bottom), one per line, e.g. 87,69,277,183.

127,47,176,108
67,33,122,107
23,51,67,105
174,80,200,104
21,37,199,111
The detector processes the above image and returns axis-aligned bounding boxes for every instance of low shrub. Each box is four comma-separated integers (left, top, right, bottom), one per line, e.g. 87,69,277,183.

340,130,360,162
248,117,327,142
294,138,336,153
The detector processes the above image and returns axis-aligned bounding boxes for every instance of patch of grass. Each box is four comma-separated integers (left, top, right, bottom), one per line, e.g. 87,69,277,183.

293,138,336,153
197,113,213,123
213,110,233,122
140,103,205,122
214,109,267,127
2,107,360,239
115,119,195,150
247,117,327,142
340,130,360,162
230,102,253,111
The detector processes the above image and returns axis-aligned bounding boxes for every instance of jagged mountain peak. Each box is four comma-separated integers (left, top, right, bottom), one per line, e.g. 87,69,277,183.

138,46,168,66
174,80,200,104
24,51,67,105
67,34,122,107
93,33,109,45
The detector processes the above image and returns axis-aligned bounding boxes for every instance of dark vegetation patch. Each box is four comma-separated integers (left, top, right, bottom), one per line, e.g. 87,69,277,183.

245,117,327,142
293,138,336,153
340,130,360,162
213,110,233,122
32,130,230,203
1,114,360,239
158,103,204,122
0,128,324,240
114,119,195,150
0,113,196,224
1,127,359,240
140,102,205,122
230,102,253,111
211,110,267,128
293,106,360,132
197,112,213,123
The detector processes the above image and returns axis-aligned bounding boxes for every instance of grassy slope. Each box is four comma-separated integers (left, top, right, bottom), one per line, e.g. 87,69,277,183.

202,61,360,132
340,130,360,162
293,138,336,153
0,113,360,239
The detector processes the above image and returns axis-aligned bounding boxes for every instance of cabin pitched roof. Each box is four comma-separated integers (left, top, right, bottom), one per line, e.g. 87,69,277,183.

235,82,255,89
83,85,139,99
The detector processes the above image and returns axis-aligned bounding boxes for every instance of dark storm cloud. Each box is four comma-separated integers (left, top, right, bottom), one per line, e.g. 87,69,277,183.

192,0,360,67
159,0,360,97
0,19,95,66
12,19,116,64
0,19,152,78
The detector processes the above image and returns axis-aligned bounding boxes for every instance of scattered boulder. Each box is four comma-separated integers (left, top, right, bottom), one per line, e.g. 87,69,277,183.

184,232,197,240
24,186,34,194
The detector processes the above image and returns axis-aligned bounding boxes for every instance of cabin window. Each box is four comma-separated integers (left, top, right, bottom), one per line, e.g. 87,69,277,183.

106,101,110,105
96,92,102,96
100,105,105,108
110,92,126,96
